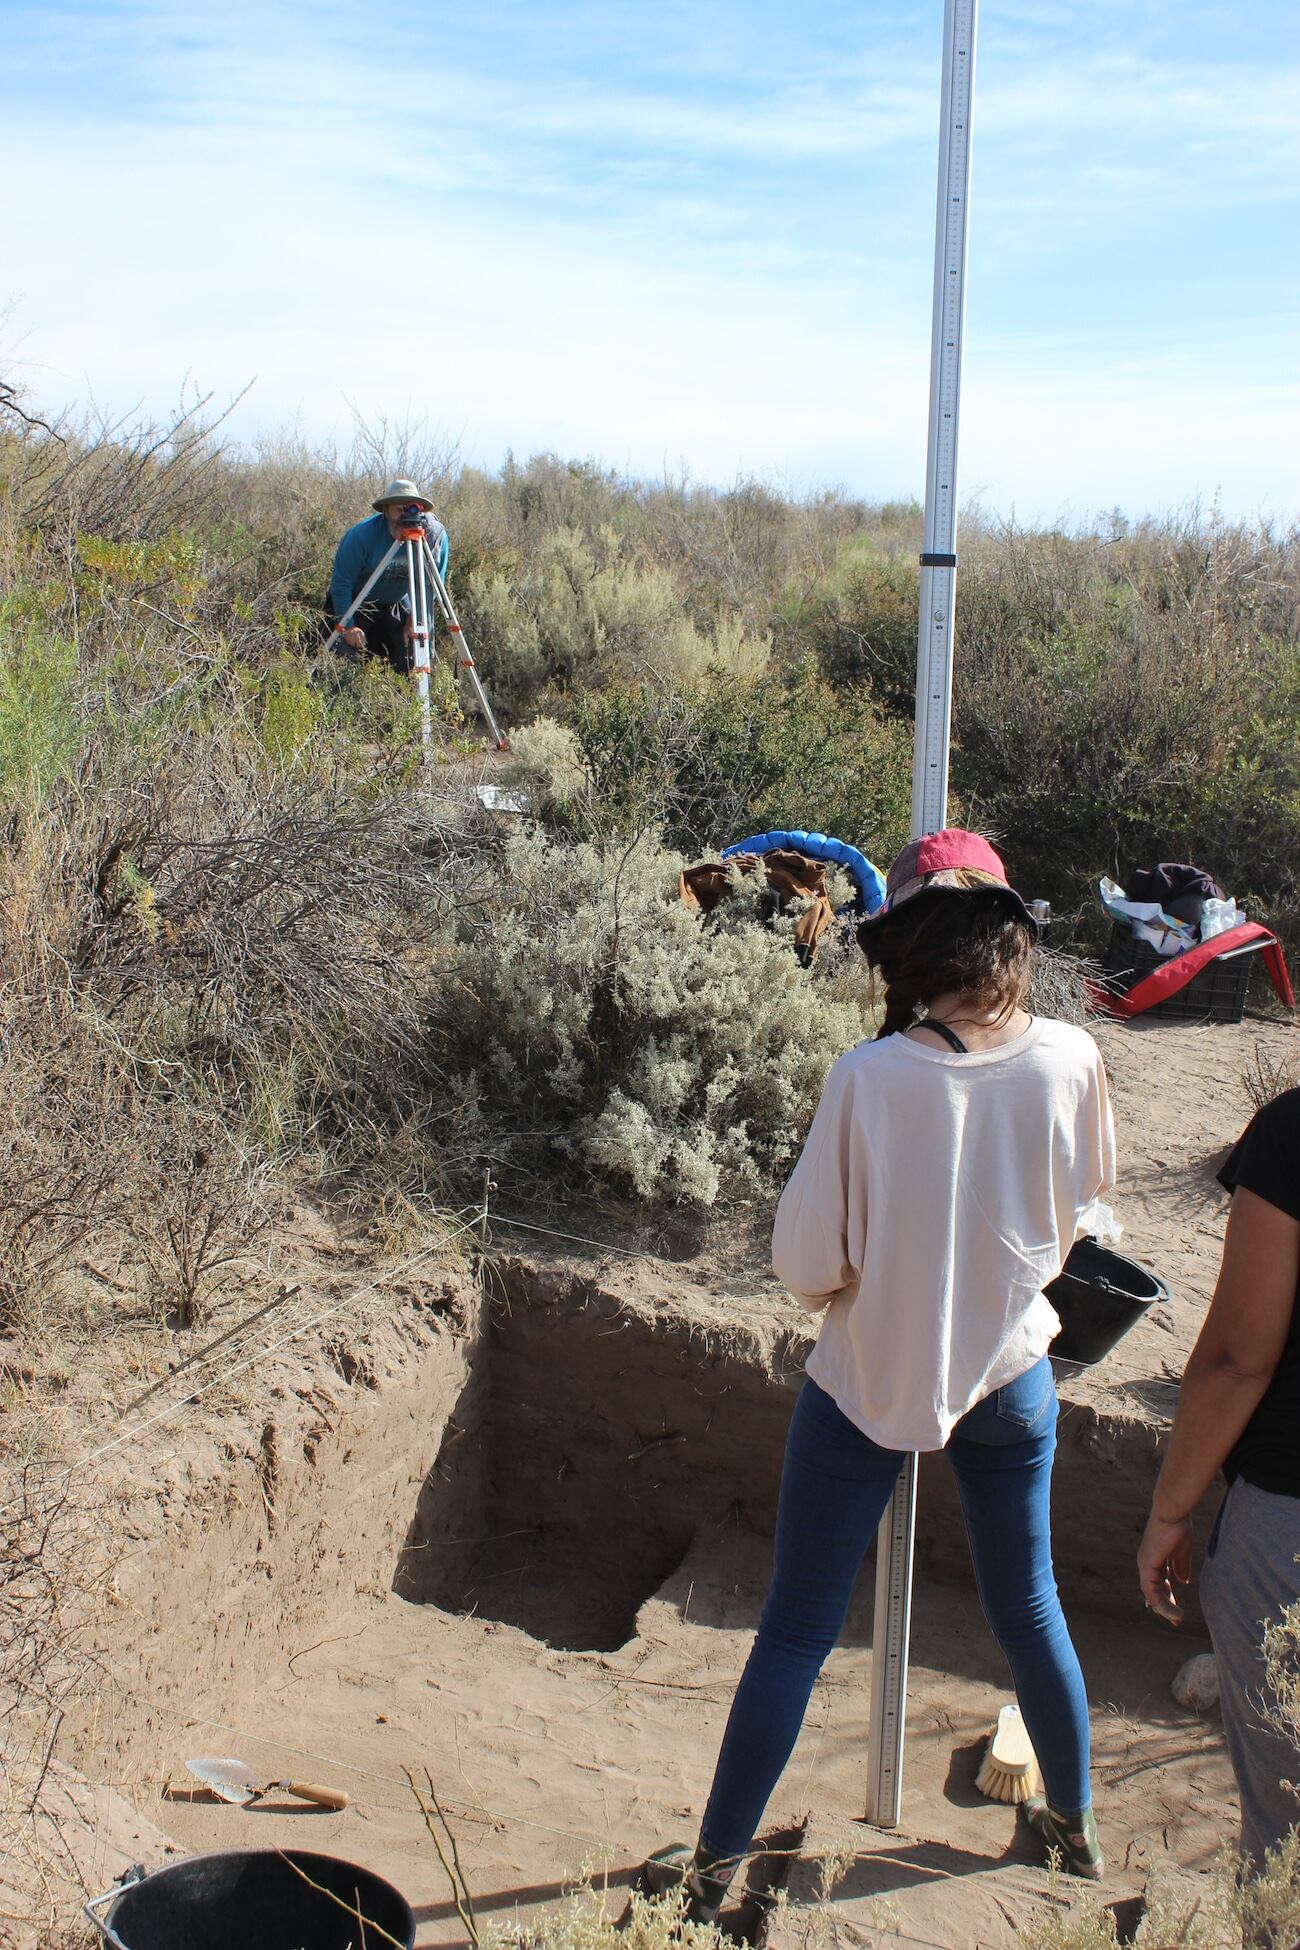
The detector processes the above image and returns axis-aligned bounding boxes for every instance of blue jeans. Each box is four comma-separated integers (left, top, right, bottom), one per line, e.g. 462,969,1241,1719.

698,1360,1091,1860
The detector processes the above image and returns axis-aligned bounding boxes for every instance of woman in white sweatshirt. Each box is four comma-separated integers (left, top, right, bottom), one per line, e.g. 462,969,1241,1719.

645,829,1116,1917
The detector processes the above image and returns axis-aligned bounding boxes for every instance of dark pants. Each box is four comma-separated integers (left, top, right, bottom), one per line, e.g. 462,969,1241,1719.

698,1360,1092,1860
323,598,411,675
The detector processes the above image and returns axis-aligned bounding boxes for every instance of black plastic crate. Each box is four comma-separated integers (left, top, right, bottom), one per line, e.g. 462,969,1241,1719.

1103,922,1260,1022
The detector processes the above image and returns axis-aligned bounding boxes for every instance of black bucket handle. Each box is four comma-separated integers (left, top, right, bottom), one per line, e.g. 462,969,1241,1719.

83,1865,144,1948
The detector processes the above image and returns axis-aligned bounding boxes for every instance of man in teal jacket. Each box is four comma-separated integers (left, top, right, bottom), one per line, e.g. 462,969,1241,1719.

326,477,450,674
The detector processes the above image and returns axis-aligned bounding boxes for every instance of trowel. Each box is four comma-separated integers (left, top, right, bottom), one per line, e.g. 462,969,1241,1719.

185,1756,350,1811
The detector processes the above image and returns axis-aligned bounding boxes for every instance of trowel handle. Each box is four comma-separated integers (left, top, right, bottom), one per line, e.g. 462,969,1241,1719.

281,1779,351,1810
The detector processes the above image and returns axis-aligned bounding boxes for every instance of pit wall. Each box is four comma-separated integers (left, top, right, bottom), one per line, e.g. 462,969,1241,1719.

395,1259,1205,1636
76,1268,484,1786
395,1260,808,1644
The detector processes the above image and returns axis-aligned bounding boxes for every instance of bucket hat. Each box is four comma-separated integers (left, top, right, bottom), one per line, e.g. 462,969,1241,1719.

856,828,1034,932
373,477,436,512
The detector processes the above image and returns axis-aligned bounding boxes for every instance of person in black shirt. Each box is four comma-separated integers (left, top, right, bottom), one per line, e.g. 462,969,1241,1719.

1137,1086,1300,1868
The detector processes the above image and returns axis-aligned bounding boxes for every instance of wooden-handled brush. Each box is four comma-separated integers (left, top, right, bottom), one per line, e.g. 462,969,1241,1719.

975,1703,1041,1804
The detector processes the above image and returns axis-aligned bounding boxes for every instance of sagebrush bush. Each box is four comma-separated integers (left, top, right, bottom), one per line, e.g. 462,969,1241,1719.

461,523,771,718
497,716,591,821
435,828,875,1206
573,665,913,864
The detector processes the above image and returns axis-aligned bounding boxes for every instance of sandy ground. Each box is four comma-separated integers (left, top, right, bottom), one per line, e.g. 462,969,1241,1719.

5,1006,1297,1949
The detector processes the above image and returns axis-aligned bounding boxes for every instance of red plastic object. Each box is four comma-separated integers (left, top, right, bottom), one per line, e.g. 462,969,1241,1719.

1089,921,1294,1018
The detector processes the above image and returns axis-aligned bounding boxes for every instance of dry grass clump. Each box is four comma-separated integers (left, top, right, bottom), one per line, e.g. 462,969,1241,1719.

1242,1041,1300,1113
513,1884,728,1950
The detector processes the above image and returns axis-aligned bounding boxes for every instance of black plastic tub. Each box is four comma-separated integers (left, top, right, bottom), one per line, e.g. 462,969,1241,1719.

1103,921,1261,1023
1046,1238,1170,1365
87,1849,415,1950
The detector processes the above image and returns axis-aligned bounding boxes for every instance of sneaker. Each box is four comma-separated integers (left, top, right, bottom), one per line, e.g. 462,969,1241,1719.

639,1844,737,1924
1023,1797,1105,1880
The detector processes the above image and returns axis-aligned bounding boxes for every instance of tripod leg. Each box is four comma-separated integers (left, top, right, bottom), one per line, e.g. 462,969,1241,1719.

420,536,509,750
330,536,407,642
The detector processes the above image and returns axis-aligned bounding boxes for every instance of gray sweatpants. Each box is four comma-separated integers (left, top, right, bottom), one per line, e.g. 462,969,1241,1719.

1200,1475,1300,1869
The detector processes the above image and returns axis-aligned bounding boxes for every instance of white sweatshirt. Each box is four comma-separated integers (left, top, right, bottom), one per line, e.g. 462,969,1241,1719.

772,1017,1116,1451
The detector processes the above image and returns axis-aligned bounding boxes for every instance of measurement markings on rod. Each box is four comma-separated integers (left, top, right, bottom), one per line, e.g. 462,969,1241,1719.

868,0,979,1829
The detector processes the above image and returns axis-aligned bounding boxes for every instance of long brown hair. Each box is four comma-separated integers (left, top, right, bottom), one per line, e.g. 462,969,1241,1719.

858,890,1037,1039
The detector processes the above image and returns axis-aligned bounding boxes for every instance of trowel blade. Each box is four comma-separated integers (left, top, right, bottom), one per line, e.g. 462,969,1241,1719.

185,1756,261,1805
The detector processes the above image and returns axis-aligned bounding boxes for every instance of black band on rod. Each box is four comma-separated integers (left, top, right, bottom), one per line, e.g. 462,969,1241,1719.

919,551,958,567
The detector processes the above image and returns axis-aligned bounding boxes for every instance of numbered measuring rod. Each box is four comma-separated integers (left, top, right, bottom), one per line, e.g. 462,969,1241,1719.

864,0,979,1831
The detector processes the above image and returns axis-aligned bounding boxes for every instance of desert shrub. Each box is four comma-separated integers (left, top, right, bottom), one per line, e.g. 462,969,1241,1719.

0,624,81,800
951,519,1300,947
801,541,921,711
461,524,771,718
257,653,326,770
573,665,913,865
461,566,549,716
434,828,873,1206
0,617,472,1330
496,716,591,823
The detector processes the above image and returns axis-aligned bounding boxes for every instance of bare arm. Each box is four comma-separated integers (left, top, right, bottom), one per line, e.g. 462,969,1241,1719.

1137,1186,1299,1622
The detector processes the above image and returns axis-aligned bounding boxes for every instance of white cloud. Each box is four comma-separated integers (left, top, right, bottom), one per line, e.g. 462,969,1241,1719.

2,0,1297,522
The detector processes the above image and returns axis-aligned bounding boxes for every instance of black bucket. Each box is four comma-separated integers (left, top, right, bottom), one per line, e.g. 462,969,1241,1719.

89,1849,415,1950
1045,1238,1170,1366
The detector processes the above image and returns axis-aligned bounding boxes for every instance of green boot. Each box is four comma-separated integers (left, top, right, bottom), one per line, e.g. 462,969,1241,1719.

1023,1797,1104,1880
640,1843,739,1924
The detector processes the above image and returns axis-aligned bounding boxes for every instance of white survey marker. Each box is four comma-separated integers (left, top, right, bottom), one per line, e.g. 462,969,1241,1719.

864,0,979,1831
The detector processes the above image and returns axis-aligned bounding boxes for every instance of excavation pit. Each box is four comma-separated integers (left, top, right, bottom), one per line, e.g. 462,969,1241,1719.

393,1263,803,1650
61,1248,1242,1950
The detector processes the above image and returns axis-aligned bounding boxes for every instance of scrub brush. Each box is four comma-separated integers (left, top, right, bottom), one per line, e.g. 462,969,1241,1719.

975,1702,1042,1804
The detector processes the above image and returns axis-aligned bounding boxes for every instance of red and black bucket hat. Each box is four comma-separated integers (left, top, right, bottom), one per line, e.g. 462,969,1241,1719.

856,828,1035,934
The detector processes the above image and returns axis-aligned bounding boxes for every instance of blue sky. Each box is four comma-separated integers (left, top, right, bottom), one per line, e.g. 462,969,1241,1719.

3,0,1298,522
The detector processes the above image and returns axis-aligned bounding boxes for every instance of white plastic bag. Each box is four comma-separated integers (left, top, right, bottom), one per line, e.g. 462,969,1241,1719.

1200,896,1243,939
1098,878,1196,956
1078,1197,1122,1246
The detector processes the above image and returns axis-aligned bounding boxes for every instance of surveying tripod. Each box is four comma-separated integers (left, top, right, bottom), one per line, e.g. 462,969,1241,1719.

330,507,508,754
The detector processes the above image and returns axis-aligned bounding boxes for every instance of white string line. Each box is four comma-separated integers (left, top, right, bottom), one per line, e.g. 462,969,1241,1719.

485,1212,674,1265
97,1686,622,1858
15,1206,670,1511
1,1217,482,1527
105,1197,490,1423
77,1222,481,1473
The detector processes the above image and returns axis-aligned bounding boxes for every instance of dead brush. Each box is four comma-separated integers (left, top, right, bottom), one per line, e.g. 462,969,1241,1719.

1242,1040,1300,1113
0,990,142,1335
131,1116,273,1329
1,641,472,1348
0,1461,117,1946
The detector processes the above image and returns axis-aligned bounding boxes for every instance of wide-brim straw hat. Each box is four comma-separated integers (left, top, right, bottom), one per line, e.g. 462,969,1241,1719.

373,477,436,512
855,828,1035,933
